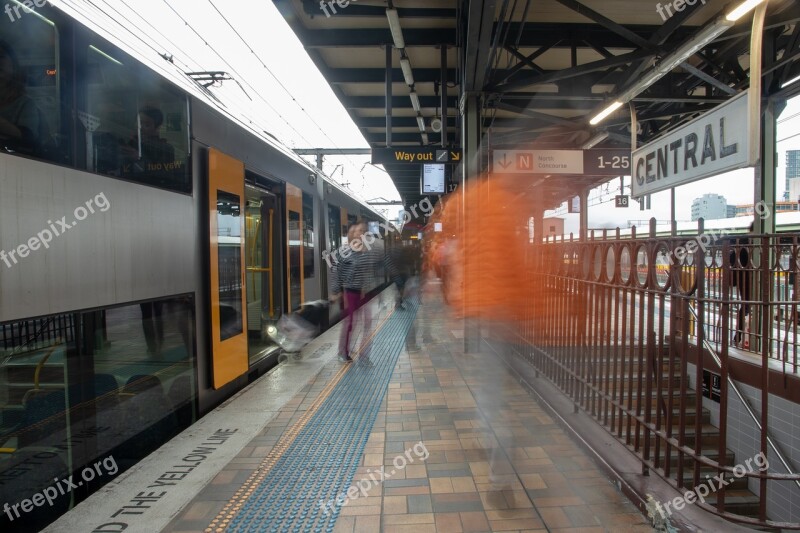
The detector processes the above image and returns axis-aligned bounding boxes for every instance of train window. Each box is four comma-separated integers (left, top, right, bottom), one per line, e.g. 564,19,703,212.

81,41,190,192
302,192,314,279
327,204,341,256
216,192,244,341
0,5,64,164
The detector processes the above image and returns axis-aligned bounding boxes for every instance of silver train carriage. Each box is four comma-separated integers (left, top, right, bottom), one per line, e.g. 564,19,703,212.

0,4,394,531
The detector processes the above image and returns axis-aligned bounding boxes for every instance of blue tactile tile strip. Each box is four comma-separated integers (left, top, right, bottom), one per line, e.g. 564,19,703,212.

226,299,419,533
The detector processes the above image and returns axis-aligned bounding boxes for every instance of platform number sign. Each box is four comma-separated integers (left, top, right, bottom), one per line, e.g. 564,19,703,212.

615,195,629,208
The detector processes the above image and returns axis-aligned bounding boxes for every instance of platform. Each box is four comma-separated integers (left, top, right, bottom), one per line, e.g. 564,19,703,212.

45,282,653,533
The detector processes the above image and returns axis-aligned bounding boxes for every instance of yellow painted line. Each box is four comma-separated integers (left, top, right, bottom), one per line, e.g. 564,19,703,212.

205,305,396,532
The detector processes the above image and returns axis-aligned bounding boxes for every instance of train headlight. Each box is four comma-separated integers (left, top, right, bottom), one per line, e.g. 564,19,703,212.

266,325,278,337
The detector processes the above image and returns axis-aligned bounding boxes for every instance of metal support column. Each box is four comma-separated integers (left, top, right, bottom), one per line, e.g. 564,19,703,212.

463,93,482,353
386,46,393,147
441,46,448,147
579,190,589,241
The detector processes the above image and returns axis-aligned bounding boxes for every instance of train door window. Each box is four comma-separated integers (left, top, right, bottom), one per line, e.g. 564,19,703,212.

0,4,63,164
302,192,314,279
327,204,341,256
286,184,303,310
81,39,190,192
245,187,281,364
216,192,244,341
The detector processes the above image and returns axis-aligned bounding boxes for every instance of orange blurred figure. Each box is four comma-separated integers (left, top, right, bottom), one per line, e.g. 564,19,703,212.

428,175,536,323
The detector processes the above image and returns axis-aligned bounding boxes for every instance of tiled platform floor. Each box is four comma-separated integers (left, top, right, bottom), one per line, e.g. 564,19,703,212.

164,280,653,533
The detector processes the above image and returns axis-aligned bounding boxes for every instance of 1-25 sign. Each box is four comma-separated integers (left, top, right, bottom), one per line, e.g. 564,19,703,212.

583,149,631,176
596,155,630,170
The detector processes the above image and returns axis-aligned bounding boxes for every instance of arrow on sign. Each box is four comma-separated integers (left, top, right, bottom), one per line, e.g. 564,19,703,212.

497,153,512,169
451,152,460,161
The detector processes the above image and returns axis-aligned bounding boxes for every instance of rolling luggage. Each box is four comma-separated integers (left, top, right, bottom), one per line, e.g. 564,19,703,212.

267,300,329,354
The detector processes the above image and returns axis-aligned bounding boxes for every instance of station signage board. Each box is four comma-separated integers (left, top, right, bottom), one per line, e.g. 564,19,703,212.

492,149,630,176
372,147,462,165
615,195,629,208
632,90,753,197
421,163,446,194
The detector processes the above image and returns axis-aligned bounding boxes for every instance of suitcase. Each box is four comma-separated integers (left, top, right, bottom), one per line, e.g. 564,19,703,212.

267,300,329,354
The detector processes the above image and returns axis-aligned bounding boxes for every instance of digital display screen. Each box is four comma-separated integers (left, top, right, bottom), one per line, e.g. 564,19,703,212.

421,164,446,194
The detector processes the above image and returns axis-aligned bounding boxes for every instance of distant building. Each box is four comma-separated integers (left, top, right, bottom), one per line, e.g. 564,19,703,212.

691,193,728,221
727,205,737,218
787,150,800,193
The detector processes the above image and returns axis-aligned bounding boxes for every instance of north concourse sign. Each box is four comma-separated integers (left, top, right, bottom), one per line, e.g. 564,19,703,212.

372,147,462,165
632,90,755,197
492,149,630,175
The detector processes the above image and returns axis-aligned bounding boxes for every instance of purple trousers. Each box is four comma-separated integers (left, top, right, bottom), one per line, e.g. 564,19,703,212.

339,289,372,356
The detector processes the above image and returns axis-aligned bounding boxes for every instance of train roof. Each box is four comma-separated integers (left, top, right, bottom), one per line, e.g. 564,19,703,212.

52,2,382,218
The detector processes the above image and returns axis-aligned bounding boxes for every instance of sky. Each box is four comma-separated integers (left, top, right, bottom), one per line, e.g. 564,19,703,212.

53,1,800,227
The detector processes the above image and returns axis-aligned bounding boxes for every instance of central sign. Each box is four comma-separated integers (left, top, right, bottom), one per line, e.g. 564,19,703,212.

632,90,753,197
492,149,630,175
372,147,462,165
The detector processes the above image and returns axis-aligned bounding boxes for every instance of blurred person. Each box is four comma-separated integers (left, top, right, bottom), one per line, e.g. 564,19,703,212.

0,40,51,157
429,175,535,326
330,220,403,361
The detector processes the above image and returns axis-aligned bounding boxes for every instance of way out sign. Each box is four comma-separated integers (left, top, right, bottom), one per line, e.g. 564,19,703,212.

632,90,754,197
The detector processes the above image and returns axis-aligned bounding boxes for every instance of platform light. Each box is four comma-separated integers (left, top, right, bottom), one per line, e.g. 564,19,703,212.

726,0,766,21
416,115,426,131
589,101,623,125
386,8,405,49
400,57,414,86
409,90,421,112
783,74,800,89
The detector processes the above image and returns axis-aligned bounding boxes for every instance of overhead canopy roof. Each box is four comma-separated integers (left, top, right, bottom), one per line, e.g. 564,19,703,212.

274,0,800,210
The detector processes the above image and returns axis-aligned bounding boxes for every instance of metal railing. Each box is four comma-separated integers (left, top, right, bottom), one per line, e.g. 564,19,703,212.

518,221,800,529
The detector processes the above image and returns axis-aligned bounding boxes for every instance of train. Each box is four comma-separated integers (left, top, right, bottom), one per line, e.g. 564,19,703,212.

0,3,395,531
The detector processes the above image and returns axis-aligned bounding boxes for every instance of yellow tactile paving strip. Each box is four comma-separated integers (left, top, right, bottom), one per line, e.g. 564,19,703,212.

204,308,394,532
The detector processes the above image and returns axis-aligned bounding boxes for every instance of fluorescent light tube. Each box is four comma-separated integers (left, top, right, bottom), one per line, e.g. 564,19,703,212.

386,8,405,49
590,101,623,125
726,0,766,22
400,58,414,86
416,115,426,131
782,74,800,89
409,91,421,112
421,133,429,144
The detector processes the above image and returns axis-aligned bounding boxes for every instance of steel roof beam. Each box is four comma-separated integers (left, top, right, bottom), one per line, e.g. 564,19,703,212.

300,0,455,18
492,49,651,92
340,95,459,109
327,68,457,84
296,23,696,49
552,0,653,50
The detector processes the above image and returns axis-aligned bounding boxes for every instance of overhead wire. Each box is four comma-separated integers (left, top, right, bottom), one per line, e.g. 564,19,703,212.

63,0,299,153
159,0,316,149
204,0,370,188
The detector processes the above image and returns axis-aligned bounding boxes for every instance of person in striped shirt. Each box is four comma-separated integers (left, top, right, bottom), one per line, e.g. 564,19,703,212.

330,220,402,362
